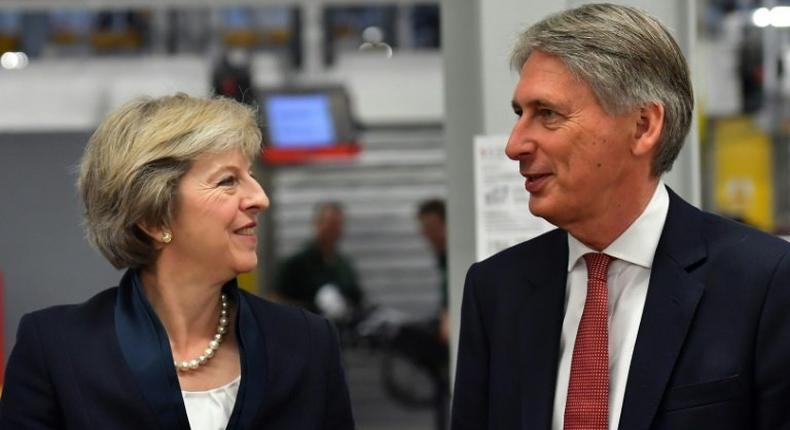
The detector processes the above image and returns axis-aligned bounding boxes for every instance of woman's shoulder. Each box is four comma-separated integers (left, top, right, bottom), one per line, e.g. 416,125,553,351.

21,287,119,331
238,290,335,338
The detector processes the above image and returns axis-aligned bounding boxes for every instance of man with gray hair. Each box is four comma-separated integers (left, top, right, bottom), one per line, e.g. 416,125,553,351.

452,4,790,430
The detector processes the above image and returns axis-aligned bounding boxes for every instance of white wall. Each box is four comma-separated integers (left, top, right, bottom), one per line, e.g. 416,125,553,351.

0,51,446,132
325,52,444,125
0,56,210,131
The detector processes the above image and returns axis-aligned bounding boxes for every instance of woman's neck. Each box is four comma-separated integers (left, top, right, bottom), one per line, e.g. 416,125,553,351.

138,265,226,353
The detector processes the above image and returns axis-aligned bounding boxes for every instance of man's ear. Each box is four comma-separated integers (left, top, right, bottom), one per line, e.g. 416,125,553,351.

632,102,664,158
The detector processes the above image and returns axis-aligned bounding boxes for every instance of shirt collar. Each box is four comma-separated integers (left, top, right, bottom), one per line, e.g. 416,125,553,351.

567,181,669,272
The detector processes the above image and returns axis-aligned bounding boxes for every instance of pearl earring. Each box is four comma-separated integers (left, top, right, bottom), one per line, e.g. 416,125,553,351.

162,231,172,243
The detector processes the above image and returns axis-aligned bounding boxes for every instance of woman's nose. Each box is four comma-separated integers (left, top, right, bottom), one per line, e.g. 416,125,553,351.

244,177,270,212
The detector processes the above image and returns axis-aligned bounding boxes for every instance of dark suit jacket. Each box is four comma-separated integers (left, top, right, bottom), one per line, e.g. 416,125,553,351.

451,188,790,430
0,270,355,429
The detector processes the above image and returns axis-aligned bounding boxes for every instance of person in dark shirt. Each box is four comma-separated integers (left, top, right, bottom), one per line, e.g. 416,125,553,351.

417,199,448,343
416,198,450,430
273,202,363,319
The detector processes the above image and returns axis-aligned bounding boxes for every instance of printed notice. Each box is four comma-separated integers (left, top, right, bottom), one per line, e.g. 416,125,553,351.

473,135,554,261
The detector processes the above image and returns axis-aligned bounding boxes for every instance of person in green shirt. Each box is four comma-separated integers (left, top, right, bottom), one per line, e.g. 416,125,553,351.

273,202,363,319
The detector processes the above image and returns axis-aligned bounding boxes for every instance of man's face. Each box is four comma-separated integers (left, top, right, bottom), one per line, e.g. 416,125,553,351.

506,51,644,231
316,207,344,248
419,212,446,254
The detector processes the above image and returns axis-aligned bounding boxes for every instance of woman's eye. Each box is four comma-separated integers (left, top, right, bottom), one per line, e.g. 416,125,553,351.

218,176,237,187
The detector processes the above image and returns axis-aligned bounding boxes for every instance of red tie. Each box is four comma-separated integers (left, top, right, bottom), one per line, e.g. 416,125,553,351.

564,253,612,430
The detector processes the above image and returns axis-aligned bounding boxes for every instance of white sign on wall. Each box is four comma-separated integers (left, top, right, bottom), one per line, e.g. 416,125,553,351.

473,134,554,261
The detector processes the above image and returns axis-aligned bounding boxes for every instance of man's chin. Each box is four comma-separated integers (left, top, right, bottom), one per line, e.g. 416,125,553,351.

528,198,551,220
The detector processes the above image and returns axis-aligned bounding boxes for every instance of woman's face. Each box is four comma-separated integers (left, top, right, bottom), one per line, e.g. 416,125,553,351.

165,148,268,282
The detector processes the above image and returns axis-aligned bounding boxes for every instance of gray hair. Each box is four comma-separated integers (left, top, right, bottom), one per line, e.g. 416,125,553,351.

510,3,693,176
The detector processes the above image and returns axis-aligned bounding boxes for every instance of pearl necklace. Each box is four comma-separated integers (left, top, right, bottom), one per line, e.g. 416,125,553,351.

174,293,230,372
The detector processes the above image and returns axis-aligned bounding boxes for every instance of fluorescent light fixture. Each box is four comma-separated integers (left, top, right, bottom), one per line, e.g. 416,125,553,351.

1,52,29,70
771,6,790,27
753,7,771,27
752,6,790,28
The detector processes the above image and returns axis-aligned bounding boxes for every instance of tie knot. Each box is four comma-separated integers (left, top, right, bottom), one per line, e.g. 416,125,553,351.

583,253,611,281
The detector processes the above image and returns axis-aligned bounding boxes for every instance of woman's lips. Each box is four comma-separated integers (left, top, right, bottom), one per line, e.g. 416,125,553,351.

235,226,256,235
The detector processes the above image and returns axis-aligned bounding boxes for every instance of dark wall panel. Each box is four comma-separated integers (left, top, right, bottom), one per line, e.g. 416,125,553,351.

0,132,121,357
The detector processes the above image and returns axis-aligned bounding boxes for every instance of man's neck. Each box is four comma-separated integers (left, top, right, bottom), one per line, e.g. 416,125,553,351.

566,179,660,251
316,241,337,262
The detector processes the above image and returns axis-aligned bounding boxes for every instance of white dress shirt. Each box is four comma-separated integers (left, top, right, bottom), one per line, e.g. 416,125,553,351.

552,183,669,430
182,375,241,430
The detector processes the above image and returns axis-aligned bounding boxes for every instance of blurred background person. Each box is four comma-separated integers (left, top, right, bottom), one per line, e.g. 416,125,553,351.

416,198,449,430
211,47,256,106
272,201,364,321
0,94,354,430
417,198,448,344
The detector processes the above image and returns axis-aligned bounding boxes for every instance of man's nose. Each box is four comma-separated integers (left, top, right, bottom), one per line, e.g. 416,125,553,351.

505,120,536,161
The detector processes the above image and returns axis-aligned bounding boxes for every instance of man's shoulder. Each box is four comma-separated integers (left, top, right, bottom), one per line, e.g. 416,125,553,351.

662,187,789,261
699,210,790,255
468,228,566,280
480,228,565,266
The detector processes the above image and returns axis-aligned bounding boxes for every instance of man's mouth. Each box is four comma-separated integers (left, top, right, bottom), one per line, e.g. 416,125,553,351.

523,173,551,192
525,173,551,182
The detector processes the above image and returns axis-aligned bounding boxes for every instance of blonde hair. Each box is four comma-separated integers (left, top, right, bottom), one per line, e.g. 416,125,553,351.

78,93,262,269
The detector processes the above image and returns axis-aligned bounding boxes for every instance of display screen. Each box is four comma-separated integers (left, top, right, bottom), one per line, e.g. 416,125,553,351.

265,94,336,148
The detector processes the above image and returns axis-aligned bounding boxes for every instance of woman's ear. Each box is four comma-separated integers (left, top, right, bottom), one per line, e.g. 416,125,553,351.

632,102,665,158
137,223,172,247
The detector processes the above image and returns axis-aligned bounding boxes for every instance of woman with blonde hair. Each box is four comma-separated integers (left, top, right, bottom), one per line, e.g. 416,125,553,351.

0,93,355,429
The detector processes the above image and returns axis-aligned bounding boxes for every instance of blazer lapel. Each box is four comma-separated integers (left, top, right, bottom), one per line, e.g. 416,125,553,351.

115,272,265,430
226,288,268,429
114,270,190,430
519,230,569,430
618,188,706,430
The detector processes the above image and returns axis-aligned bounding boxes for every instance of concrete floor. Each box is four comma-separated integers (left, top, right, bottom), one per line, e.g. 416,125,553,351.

345,348,438,430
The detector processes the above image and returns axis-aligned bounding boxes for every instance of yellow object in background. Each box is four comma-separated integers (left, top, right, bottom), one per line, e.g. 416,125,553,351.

237,271,258,294
713,116,774,231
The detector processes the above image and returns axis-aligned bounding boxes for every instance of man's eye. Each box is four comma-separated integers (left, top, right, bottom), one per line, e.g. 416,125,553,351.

538,108,557,120
218,176,237,187
513,109,523,117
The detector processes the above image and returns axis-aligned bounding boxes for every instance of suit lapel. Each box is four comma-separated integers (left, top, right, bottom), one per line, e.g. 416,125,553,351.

519,230,569,430
618,188,706,430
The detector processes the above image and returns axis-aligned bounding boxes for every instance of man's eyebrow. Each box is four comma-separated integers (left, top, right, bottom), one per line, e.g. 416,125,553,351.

512,97,563,111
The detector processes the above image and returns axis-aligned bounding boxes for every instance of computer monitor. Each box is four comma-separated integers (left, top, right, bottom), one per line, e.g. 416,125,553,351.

258,86,358,164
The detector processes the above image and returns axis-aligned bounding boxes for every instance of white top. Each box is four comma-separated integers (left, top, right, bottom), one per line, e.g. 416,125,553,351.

182,375,241,430
552,182,669,430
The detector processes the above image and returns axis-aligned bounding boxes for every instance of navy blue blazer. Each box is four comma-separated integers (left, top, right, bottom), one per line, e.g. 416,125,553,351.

451,188,790,430
0,270,355,429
